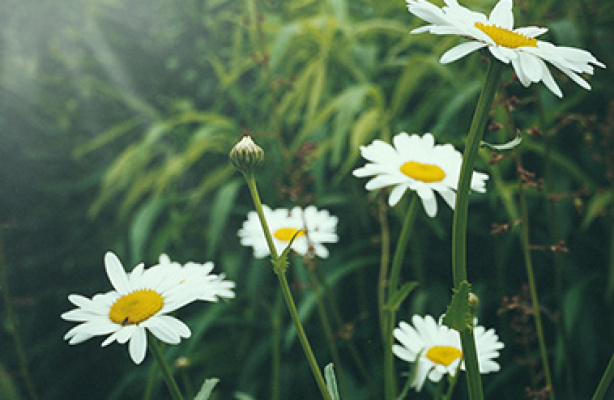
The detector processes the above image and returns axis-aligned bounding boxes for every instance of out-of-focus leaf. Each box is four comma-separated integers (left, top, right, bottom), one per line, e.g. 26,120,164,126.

207,179,242,258
194,378,219,400
582,190,613,228
130,196,167,262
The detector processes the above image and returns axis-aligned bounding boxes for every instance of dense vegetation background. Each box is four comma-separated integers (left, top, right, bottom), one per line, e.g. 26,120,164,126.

1,0,613,399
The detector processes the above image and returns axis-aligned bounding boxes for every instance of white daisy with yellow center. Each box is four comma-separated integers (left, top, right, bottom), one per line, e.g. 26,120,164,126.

61,252,231,364
393,314,504,391
353,132,488,217
406,0,605,97
238,205,338,259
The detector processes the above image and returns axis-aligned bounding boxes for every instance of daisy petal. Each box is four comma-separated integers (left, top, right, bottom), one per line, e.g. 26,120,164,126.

105,252,131,295
440,41,487,64
128,327,147,365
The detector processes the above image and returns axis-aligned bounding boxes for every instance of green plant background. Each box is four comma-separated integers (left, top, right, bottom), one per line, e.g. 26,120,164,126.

1,0,613,398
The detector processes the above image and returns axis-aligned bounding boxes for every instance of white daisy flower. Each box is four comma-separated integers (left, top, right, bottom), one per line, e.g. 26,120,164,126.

61,252,223,364
406,0,605,97
238,205,338,259
155,254,236,301
352,132,488,217
392,314,504,391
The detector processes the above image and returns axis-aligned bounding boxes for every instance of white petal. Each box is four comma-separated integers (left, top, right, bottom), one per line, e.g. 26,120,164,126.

514,26,548,38
517,52,544,82
392,344,415,362
416,187,438,217
511,58,531,87
488,46,513,64
438,189,456,210
388,184,409,206
411,360,432,390
365,175,402,191
540,65,563,97
105,252,131,295
441,41,486,64
489,0,513,28
128,327,148,365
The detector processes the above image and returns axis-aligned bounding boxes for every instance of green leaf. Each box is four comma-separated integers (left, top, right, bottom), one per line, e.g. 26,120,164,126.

194,378,220,400
582,190,614,229
386,281,419,312
324,363,340,400
481,135,522,151
272,229,304,273
442,281,473,332
206,179,242,258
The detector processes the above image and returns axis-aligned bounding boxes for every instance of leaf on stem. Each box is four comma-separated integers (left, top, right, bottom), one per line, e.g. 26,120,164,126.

480,135,522,151
386,281,419,312
271,229,304,274
442,281,473,332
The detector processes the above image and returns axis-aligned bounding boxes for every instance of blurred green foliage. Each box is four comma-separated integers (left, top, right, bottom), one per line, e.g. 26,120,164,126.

1,0,613,399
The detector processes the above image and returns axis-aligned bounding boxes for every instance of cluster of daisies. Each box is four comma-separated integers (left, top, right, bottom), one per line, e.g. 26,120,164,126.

62,0,605,392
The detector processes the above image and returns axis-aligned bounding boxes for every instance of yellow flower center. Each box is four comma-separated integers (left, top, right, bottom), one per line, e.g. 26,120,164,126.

109,289,164,325
474,22,538,48
425,345,463,367
273,227,305,242
400,161,446,183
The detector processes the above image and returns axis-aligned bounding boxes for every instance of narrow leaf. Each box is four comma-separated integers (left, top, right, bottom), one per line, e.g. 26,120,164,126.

194,378,220,400
481,135,522,151
386,281,419,312
324,363,340,400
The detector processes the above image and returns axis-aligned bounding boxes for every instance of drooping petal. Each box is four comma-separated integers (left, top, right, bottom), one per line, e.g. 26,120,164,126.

128,327,148,365
440,41,487,64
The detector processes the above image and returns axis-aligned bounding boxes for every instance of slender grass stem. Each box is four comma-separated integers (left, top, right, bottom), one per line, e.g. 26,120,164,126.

378,194,391,342
384,196,419,400
517,173,555,399
272,289,282,400
592,354,614,400
147,336,184,400
499,83,555,399
243,172,332,400
452,58,503,400
276,270,332,400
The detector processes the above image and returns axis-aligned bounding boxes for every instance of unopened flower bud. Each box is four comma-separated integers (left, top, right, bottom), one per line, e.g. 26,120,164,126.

229,135,264,173
174,356,191,369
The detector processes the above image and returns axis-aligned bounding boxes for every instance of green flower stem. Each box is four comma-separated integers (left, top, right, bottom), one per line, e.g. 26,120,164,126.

304,259,348,399
243,172,332,400
452,57,503,400
147,336,184,400
384,196,419,400
276,270,332,400
378,194,391,342
272,290,282,400
243,172,279,263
